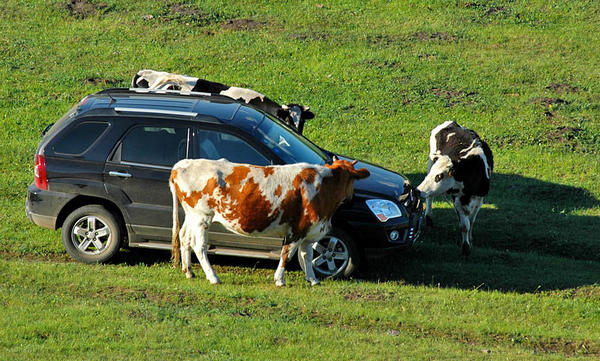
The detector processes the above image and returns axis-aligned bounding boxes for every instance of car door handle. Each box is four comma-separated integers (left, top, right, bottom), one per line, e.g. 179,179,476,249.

108,171,132,178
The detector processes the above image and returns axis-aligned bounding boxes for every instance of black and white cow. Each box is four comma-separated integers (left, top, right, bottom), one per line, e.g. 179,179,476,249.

131,70,314,134
416,121,494,255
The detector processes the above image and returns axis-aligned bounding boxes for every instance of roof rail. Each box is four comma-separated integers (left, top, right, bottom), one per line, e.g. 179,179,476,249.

114,107,198,117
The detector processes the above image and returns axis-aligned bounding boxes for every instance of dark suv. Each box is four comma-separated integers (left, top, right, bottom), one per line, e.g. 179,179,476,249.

26,88,422,278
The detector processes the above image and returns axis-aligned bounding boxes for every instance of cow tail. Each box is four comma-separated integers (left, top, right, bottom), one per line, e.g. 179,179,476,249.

170,173,181,268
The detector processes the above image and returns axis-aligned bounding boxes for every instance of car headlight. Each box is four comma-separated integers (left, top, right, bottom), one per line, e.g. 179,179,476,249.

366,199,403,222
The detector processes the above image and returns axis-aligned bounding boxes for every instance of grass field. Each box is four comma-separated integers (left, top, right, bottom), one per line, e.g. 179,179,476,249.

1,0,599,359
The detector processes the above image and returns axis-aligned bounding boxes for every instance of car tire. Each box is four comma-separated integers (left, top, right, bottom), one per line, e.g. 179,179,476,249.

61,205,122,263
298,227,360,279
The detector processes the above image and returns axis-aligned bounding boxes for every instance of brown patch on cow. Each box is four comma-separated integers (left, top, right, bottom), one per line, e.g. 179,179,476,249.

546,83,579,94
63,0,109,19
280,245,290,268
221,19,265,30
293,168,317,189
84,77,119,86
274,185,282,198
262,166,275,177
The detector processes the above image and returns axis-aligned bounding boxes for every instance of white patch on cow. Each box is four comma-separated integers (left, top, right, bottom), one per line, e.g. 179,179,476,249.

134,70,199,91
417,155,461,198
220,87,265,103
446,132,456,143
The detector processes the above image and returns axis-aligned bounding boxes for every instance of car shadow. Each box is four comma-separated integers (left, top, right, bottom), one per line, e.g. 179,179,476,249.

114,172,599,293
357,172,600,293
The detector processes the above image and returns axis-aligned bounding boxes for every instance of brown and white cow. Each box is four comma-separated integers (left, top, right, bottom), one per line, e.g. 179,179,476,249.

170,157,369,286
132,69,315,134
416,121,494,255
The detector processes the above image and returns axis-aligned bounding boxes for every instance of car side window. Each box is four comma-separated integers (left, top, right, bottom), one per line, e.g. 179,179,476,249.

197,129,270,166
52,121,109,155
121,126,188,167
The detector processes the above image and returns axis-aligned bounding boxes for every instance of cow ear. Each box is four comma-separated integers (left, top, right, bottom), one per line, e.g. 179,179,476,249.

352,167,370,179
303,109,315,119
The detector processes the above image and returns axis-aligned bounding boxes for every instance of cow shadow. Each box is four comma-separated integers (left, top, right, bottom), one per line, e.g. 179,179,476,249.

357,172,600,293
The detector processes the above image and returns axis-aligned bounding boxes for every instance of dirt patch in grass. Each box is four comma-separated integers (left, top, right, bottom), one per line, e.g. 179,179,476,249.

366,34,404,46
63,0,109,19
83,77,119,86
546,83,579,94
290,32,330,41
432,87,476,106
171,4,204,19
413,32,458,42
343,290,395,301
221,19,265,31
546,126,583,143
364,59,401,69
530,97,569,107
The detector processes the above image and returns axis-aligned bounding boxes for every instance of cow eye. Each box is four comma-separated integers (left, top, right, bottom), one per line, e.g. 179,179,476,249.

434,173,444,182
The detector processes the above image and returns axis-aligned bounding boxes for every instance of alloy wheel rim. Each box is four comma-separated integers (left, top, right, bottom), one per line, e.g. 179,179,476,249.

311,236,349,277
71,215,112,254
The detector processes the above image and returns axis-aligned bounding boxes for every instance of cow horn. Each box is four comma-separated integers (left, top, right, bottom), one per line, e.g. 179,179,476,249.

351,160,358,166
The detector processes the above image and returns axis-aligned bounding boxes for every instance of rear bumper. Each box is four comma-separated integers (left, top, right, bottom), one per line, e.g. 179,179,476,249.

26,183,73,230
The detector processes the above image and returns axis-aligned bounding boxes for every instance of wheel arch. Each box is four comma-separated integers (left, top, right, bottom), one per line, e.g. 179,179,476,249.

56,196,127,238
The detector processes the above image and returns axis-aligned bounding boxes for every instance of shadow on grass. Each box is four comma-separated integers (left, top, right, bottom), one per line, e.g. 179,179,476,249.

367,172,600,292
115,172,599,293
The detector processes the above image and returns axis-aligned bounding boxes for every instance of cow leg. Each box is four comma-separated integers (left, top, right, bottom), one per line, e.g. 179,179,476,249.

453,198,472,256
179,221,195,279
424,196,434,227
191,221,220,284
424,158,434,227
274,241,301,287
299,240,320,286
467,197,484,244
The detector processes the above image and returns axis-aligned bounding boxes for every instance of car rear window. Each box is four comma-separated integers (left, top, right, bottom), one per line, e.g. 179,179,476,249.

51,121,109,155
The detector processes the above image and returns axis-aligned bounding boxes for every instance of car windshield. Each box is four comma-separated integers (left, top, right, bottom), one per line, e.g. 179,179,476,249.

254,114,327,165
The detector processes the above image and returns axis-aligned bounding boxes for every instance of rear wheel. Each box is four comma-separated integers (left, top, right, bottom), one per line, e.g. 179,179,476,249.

298,228,360,279
61,205,122,263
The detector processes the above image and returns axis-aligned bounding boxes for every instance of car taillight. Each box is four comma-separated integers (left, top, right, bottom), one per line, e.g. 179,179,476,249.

35,154,48,190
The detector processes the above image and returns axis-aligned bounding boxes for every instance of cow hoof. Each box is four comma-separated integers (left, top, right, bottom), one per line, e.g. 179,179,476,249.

425,216,433,227
185,271,195,279
461,243,472,256
275,280,286,287
208,277,221,285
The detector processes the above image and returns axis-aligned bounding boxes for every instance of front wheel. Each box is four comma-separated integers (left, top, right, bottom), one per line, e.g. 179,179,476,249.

61,205,122,263
298,228,360,279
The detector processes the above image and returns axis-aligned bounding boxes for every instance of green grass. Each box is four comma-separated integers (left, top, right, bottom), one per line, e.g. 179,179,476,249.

1,0,599,359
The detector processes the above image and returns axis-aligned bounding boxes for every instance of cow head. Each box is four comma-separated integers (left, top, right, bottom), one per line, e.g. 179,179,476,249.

416,155,459,198
278,104,315,134
325,156,370,201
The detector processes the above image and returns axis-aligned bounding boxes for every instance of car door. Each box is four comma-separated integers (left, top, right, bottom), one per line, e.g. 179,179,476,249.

104,123,190,241
194,126,283,251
